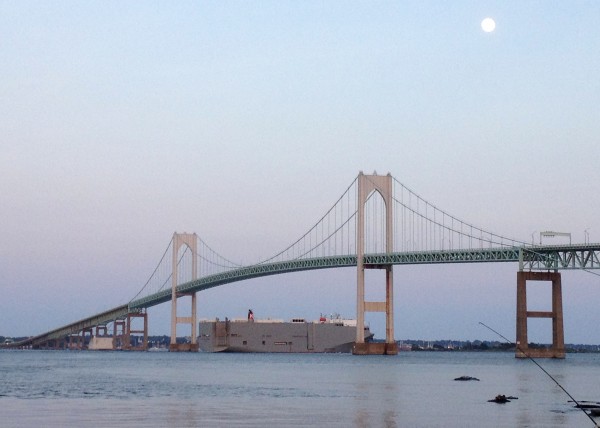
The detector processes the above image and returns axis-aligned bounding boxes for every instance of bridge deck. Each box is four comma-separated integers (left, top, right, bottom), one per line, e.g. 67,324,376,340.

130,245,600,310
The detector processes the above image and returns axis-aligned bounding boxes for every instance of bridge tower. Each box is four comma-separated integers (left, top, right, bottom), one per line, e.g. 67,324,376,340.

353,172,398,355
170,232,199,352
515,270,565,358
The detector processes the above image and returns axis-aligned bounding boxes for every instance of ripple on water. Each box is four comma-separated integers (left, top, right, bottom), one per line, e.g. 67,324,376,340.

1,351,599,427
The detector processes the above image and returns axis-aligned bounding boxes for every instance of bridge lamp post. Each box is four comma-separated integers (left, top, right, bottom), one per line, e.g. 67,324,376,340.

584,229,590,244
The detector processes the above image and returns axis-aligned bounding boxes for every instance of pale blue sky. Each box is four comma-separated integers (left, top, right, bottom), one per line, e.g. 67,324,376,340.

1,2,599,343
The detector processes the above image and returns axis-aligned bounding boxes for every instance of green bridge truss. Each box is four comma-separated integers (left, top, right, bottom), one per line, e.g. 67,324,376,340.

129,244,600,310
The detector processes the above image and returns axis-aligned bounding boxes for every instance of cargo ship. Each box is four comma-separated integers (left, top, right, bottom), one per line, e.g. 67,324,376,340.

198,314,373,353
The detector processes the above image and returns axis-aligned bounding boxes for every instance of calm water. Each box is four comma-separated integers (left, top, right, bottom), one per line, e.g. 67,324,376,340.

1,350,599,427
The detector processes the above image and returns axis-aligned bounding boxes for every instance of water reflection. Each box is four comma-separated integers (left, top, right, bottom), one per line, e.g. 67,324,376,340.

351,359,400,427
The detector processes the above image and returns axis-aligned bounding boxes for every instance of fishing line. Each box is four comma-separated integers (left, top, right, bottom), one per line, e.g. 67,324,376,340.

478,321,598,427
583,269,600,278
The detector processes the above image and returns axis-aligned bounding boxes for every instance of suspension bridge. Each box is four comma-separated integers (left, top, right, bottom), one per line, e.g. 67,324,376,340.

6,172,600,357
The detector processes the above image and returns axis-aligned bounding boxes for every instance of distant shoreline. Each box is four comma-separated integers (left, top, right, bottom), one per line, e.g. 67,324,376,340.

387,339,600,353
3,334,600,353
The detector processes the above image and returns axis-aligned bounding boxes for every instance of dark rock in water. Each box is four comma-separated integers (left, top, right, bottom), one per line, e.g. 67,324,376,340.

488,394,512,403
589,408,600,417
454,375,480,381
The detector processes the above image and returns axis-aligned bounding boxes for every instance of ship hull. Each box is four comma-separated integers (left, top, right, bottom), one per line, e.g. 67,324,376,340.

199,319,373,353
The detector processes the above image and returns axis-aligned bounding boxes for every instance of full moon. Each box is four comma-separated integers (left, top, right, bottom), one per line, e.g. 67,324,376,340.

481,17,496,33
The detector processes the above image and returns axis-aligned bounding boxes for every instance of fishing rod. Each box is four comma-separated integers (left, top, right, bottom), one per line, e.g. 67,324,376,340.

479,321,598,427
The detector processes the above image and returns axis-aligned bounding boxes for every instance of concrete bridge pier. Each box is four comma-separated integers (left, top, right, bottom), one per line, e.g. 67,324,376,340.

354,263,397,355
353,172,398,355
41,339,57,350
113,319,126,350
170,233,199,352
38,330,91,351
81,327,93,349
84,325,114,351
43,338,66,350
123,312,148,351
68,333,83,350
516,270,565,359
95,325,107,337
